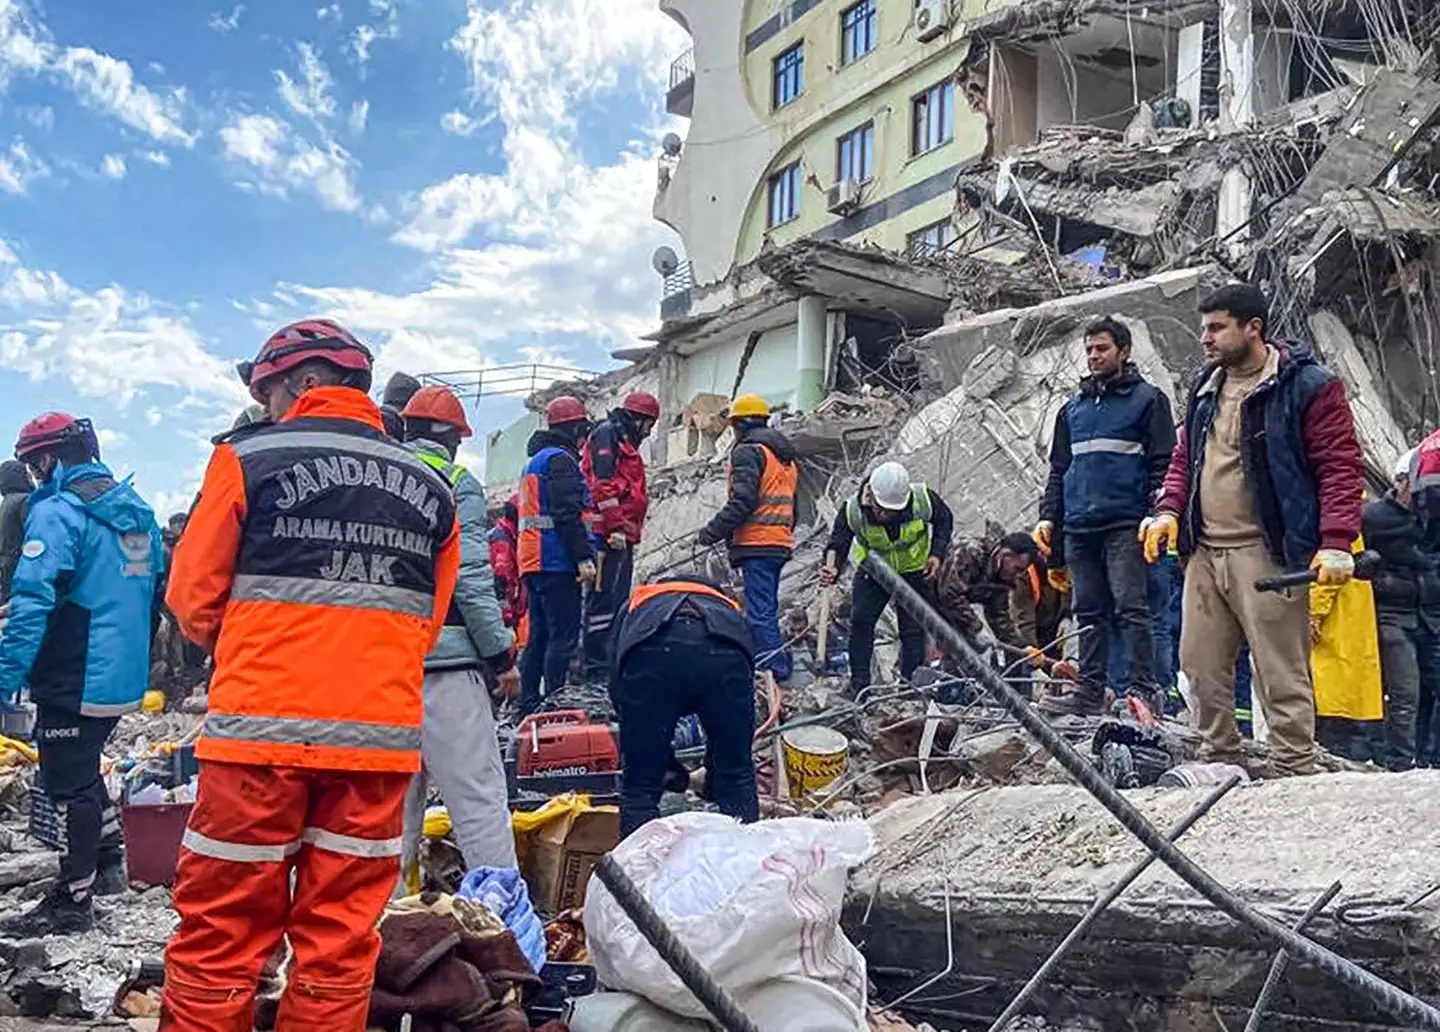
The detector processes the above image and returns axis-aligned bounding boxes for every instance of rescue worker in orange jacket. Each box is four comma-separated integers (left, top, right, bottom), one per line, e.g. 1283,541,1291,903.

610,578,757,836
517,396,596,716
580,391,660,680
489,494,527,645
697,395,798,681
160,320,460,1032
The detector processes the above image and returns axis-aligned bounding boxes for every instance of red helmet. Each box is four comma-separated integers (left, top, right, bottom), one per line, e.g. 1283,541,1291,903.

546,395,588,426
15,413,98,461
401,386,473,438
238,319,373,403
622,392,661,420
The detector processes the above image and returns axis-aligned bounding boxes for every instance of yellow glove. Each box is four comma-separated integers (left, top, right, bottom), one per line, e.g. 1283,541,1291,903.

1047,567,1072,593
1032,521,1053,557
1313,548,1355,586
1025,646,1046,669
1140,514,1179,565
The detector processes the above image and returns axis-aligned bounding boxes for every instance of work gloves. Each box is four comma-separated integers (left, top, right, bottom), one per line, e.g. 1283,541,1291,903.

1139,514,1179,564
606,531,629,551
576,559,598,587
1032,521,1053,557
819,564,838,588
1313,549,1355,586
1047,567,1072,594
696,526,719,547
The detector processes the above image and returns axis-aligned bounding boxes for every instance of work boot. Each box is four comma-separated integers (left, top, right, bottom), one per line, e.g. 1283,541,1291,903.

0,886,94,938
1038,687,1105,716
94,860,130,897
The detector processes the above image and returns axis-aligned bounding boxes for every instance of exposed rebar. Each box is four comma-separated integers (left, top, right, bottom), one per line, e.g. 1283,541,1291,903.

1244,881,1345,1032
860,555,1440,1030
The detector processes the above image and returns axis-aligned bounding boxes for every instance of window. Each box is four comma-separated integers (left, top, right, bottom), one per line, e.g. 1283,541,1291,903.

909,218,958,256
912,80,956,155
768,162,802,227
841,1,877,65
773,43,804,108
837,122,875,183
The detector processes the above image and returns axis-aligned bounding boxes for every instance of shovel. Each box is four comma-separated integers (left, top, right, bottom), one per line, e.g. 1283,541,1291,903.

816,550,837,673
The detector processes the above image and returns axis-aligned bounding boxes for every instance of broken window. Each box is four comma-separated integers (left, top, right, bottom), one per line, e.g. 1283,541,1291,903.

913,80,955,155
908,218,958,257
837,122,875,183
768,161,802,227
774,42,805,109
841,0,877,65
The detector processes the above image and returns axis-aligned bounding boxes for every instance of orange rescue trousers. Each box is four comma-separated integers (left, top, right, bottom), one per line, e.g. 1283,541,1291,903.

160,760,410,1032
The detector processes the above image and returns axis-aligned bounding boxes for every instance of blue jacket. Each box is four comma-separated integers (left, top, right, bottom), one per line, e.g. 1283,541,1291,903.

0,462,163,716
410,439,514,671
1041,365,1175,553
519,429,593,575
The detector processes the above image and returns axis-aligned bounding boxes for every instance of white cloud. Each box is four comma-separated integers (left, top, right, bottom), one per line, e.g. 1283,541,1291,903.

141,150,170,167
97,427,127,448
0,139,48,195
349,0,399,68
276,42,336,123
219,112,360,212
440,110,480,136
145,406,163,426
22,105,52,130
317,4,342,22
100,153,126,179
53,47,196,147
0,251,247,408
208,5,245,32
0,240,17,265
349,98,369,135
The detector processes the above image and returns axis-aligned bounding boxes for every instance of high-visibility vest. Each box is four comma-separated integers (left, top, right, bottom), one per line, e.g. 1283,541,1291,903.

629,579,739,613
518,446,592,575
845,485,932,574
731,445,797,550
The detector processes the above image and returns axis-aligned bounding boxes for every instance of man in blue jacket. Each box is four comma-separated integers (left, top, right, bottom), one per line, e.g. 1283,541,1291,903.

397,387,519,882
0,413,163,937
1034,318,1176,715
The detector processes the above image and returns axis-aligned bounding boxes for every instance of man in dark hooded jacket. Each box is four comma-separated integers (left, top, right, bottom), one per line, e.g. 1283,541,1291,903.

0,459,32,602
379,371,422,441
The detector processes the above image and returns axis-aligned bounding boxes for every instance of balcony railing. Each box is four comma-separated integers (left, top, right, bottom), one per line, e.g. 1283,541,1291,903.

660,260,694,319
667,48,695,117
418,363,600,402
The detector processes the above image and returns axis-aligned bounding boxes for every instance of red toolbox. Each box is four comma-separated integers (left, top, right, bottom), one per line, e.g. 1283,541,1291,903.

122,802,193,887
515,710,619,778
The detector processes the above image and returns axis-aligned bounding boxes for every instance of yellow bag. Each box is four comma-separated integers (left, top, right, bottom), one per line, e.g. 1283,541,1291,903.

511,793,620,913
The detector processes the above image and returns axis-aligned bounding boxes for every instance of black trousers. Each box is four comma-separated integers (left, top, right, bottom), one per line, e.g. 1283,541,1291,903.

519,572,583,716
849,567,929,692
1067,527,1156,695
583,547,634,680
613,614,758,838
36,706,122,902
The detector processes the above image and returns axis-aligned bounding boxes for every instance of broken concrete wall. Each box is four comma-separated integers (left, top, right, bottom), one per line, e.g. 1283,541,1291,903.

853,771,1440,1031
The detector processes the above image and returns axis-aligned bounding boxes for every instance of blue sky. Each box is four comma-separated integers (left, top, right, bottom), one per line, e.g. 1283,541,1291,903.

0,0,685,515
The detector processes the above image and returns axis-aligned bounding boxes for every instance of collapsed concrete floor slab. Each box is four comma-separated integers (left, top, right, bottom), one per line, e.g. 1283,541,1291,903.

851,771,1440,1031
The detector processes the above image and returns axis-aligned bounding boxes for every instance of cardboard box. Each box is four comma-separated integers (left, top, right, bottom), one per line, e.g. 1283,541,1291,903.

526,806,621,915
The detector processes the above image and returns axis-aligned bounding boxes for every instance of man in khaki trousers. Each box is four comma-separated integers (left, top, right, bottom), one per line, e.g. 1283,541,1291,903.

1142,284,1365,776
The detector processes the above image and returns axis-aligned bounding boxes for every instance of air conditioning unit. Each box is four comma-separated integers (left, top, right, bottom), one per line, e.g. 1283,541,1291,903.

915,0,952,42
826,178,862,216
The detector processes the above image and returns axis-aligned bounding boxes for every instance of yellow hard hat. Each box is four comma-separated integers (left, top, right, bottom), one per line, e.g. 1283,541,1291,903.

142,690,165,713
729,394,769,420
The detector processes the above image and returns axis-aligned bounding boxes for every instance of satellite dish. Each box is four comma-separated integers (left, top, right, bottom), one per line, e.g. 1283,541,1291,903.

662,132,683,156
652,246,680,276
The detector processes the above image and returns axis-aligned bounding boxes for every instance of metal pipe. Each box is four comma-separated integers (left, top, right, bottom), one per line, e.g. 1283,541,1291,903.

593,855,763,1032
859,555,1440,1030
986,774,1242,1031
1243,880,1344,1032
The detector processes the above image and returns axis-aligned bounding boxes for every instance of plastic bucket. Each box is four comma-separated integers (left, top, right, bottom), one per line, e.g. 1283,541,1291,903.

780,727,849,801
122,802,193,887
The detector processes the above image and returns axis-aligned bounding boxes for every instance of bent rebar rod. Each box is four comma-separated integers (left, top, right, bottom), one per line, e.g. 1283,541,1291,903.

1244,880,1345,1032
987,774,1243,1032
860,555,1440,1030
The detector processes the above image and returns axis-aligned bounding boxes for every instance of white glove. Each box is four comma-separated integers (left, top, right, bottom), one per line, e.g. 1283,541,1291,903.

1314,549,1355,585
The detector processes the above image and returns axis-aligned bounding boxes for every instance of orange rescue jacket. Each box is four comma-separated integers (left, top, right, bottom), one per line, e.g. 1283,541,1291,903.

732,446,798,551
167,387,460,773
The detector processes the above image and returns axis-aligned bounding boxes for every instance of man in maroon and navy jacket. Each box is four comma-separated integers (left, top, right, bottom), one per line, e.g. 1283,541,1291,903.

580,392,660,680
488,495,526,636
1143,283,1364,777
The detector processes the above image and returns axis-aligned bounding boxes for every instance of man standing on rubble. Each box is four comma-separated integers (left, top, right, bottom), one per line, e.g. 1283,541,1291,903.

610,577,757,837
819,461,953,692
161,320,459,1030
0,415,162,937
934,528,1040,653
698,394,799,683
1145,284,1364,777
1035,316,1176,716
581,392,660,680
398,386,519,882
518,396,597,716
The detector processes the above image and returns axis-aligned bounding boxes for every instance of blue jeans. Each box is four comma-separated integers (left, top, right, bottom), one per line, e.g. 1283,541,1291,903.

1107,556,1178,689
519,571,582,716
741,558,790,680
1068,529,1155,695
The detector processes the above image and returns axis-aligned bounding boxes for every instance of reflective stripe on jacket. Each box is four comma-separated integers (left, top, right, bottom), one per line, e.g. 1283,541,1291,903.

731,445,797,552
583,415,648,544
166,387,460,774
412,441,513,670
518,445,594,575
845,485,932,574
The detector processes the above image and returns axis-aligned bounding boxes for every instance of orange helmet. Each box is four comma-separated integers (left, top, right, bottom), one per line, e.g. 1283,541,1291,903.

401,386,473,438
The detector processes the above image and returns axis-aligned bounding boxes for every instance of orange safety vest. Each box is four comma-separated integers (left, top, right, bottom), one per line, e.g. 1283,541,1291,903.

1028,565,1042,605
629,580,740,613
731,445,797,550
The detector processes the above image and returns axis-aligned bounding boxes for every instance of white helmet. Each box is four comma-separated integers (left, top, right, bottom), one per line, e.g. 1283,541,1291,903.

1395,447,1418,480
869,461,912,511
